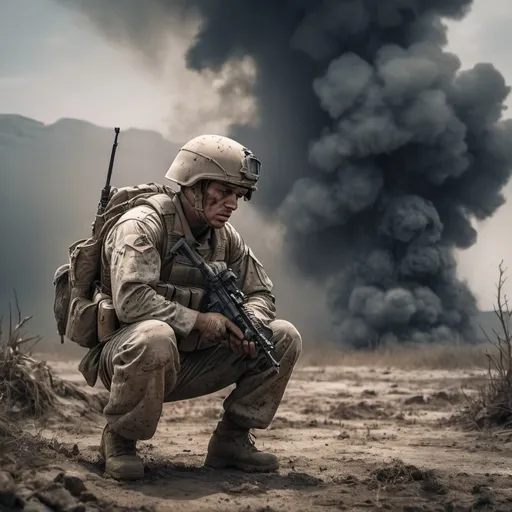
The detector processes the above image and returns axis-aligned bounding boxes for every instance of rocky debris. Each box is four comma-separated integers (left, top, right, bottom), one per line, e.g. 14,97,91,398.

404,395,426,405
287,471,324,487
0,470,154,512
0,469,24,510
329,400,389,420
369,459,448,498
404,392,462,408
372,460,426,484
1,332,107,425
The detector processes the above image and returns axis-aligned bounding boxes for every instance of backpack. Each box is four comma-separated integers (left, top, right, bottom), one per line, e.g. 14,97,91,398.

52,182,176,349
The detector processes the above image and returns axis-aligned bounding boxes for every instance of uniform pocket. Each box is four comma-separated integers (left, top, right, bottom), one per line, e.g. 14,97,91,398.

65,297,99,349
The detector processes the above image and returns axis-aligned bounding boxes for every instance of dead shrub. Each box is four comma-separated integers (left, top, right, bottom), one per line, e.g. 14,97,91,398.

371,459,427,484
462,262,512,428
0,291,55,419
0,291,106,422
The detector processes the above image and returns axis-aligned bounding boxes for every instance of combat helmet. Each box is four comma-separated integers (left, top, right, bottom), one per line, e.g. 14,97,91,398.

165,134,261,209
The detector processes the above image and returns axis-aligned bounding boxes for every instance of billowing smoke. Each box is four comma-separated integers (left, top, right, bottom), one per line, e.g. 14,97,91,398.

55,0,512,347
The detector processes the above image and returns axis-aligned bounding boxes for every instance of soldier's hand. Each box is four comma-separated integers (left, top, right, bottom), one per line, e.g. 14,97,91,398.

193,313,257,358
193,312,244,345
225,334,257,359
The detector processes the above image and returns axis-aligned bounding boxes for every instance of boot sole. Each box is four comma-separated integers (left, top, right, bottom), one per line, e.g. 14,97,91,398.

99,450,145,481
104,464,145,481
204,455,279,473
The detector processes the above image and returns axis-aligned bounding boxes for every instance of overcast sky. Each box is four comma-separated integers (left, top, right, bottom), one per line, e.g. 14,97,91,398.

1,0,512,311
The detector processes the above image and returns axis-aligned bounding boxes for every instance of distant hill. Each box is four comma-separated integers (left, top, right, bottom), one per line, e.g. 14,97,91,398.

0,114,331,352
0,115,183,350
0,114,499,352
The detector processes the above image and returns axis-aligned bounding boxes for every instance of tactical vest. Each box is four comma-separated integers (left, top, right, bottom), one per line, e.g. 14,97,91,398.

53,183,228,349
118,192,229,313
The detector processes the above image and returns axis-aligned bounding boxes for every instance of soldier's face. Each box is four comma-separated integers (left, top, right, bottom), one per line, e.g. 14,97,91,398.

203,181,248,228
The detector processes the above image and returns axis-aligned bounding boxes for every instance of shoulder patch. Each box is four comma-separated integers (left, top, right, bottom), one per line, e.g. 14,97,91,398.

124,233,154,253
248,247,264,267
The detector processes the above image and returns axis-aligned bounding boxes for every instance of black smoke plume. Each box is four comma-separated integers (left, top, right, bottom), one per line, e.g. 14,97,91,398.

56,0,512,347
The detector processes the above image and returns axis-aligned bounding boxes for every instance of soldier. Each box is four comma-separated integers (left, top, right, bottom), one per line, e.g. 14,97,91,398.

79,134,302,481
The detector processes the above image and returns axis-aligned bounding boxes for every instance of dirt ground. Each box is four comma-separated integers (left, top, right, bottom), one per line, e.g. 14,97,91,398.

4,348,512,512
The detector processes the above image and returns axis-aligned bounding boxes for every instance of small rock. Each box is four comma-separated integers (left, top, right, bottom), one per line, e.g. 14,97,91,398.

220,482,264,494
79,491,98,503
31,477,51,490
421,478,447,495
472,483,490,494
410,469,425,481
0,470,16,493
0,470,22,510
35,482,77,511
24,499,54,512
54,472,87,497
287,471,323,486
472,487,496,509
405,396,425,405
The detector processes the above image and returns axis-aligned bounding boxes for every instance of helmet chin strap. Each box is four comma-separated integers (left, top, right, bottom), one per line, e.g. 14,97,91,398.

180,181,213,228
193,182,205,212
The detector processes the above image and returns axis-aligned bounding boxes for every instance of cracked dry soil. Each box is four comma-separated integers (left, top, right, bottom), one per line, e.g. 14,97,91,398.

2,358,512,512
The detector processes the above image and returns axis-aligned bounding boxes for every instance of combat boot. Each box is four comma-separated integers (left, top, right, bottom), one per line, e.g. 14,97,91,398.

204,418,279,472
99,424,145,480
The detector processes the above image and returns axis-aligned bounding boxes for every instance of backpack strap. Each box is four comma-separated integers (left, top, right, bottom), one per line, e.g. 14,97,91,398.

136,193,180,281
213,225,229,261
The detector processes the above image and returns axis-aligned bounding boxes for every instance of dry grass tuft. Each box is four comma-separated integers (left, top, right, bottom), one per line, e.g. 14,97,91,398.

300,341,490,370
460,262,512,429
0,291,105,422
369,459,447,496
0,290,55,419
371,459,428,484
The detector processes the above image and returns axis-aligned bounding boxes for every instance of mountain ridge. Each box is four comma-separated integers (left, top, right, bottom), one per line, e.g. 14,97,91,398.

0,113,499,349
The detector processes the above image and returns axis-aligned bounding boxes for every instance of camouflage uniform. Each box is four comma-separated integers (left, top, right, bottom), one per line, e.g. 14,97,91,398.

79,134,302,480
80,193,301,440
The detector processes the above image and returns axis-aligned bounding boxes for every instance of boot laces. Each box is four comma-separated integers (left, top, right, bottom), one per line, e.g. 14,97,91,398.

235,430,258,452
112,435,136,457
106,427,136,457
216,422,259,452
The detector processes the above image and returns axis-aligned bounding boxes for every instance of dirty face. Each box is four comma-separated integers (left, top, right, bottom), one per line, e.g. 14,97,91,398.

203,181,249,228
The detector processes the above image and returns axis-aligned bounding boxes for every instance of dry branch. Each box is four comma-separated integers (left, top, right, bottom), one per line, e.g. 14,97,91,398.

0,292,105,422
463,261,512,428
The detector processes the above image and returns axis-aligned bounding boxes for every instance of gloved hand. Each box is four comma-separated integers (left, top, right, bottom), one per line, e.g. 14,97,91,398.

193,312,257,358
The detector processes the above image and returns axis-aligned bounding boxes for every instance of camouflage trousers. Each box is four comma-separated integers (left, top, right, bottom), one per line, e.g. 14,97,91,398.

97,319,302,440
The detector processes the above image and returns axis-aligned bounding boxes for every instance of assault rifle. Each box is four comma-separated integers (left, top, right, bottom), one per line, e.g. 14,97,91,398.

169,238,280,374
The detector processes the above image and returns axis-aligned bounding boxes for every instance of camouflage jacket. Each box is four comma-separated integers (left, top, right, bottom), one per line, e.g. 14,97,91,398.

101,191,276,351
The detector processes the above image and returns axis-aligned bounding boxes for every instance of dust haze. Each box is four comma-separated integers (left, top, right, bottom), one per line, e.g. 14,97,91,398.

53,0,512,347
0,115,330,353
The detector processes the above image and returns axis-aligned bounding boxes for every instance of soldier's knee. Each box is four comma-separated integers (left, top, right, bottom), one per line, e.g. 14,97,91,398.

271,319,302,359
127,320,177,370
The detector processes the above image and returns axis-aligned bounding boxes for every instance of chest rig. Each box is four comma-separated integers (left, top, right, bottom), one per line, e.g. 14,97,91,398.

134,193,229,312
